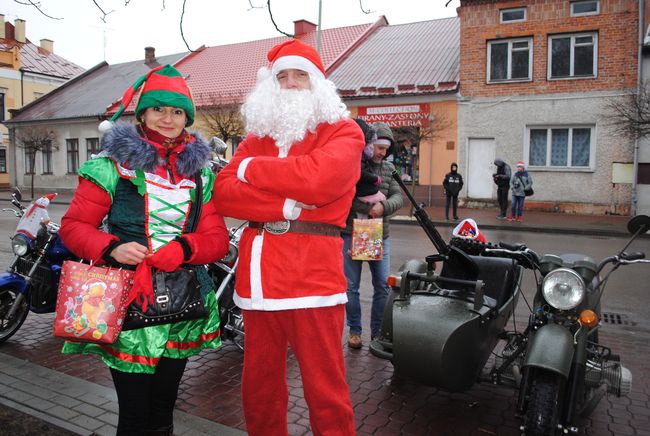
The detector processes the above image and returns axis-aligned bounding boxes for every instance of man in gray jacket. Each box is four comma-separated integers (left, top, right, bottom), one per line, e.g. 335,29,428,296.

342,122,404,349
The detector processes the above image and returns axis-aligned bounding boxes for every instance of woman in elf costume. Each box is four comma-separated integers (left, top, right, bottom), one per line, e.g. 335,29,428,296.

59,64,229,435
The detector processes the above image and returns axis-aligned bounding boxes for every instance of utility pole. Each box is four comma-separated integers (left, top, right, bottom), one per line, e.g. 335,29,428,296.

316,0,323,54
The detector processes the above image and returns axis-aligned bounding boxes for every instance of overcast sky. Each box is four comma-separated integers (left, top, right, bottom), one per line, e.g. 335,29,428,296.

3,0,460,70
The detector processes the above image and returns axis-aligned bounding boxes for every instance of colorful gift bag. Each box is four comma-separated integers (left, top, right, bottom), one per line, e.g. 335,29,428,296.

351,218,384,261
53,261,134,344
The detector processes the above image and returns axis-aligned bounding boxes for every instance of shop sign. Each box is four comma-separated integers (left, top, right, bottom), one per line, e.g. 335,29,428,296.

357,103,431,127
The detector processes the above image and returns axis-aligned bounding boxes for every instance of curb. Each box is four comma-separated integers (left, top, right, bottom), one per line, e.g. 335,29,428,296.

390,216,633,238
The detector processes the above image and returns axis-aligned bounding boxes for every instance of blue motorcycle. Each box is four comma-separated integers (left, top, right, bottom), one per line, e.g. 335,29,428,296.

0,188,75,343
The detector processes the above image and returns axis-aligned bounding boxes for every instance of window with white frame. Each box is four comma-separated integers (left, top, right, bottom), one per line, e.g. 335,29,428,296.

571,0,599,16
86,137,100,161
66,138,79,174
500,7,527,23
25,148,36,174
548,32,597,79
42,141,53,174
487,37,533,82
528,126,594,168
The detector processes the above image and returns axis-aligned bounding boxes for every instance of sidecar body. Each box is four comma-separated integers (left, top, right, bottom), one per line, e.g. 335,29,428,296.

370,253,522,392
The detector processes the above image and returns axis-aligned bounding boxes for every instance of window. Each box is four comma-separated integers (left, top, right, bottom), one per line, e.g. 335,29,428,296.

500,7,526,23
549,33,597,79
86,137,100,160
528,126,593,169
0,92,5,122
25,148,36,174
42,141,53,174
488,38,533,82
571,0,599,16
0,149,6,173
66,138,79,174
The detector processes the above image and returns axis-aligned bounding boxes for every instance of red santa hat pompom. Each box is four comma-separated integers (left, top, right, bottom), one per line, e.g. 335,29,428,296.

452,218,487,243
267,39,326,79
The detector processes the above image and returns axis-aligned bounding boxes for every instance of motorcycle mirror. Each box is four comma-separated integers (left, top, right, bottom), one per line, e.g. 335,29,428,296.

10,187,22,202
627,215,650,235
210,137,228,157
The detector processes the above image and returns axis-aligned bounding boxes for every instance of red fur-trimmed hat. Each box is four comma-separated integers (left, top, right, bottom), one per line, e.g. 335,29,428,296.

267,39,326,78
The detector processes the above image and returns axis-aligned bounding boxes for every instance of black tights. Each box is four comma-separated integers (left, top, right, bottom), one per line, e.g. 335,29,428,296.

110,357,187,435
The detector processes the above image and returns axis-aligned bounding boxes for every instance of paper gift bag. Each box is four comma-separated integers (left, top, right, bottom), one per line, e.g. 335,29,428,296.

351,218,384,261
53,261,134,344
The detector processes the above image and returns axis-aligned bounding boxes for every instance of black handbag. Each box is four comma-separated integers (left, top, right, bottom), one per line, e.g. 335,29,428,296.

122,172,208,331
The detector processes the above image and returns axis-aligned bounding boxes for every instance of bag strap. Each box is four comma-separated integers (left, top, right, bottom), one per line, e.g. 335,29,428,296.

185,171,203,234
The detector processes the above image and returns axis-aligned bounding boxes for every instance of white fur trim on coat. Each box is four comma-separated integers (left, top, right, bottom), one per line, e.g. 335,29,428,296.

234,292,348,311
237,157,254,183
283,198,302,220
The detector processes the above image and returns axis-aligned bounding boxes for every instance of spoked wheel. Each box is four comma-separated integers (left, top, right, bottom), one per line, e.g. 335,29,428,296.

0,286,29,343
522,370,563,436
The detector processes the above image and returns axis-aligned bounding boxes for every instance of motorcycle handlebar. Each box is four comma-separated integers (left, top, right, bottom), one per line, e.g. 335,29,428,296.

620,251,645,261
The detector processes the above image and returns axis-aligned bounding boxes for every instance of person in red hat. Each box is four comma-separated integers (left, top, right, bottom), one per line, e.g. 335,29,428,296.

59,64,229,435
213,39,363,435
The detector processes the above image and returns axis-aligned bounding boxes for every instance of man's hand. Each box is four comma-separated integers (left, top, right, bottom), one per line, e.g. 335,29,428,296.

109,242,151,265
369,202,385,218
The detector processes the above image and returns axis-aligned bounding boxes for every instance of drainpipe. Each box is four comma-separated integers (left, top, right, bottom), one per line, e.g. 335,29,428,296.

316,0,323,55
633,0,644,216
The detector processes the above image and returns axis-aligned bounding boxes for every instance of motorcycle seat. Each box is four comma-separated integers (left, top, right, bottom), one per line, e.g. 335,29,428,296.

441,255,518,309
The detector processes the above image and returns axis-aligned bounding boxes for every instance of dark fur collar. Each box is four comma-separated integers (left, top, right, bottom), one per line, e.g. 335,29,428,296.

100,121,211,178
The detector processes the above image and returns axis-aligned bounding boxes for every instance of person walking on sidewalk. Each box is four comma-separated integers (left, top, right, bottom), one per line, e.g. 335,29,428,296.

342,121,403,349
59,65,229,436
443,162,463,220
212,39,361,435
493,157,511,219
509,161,533,222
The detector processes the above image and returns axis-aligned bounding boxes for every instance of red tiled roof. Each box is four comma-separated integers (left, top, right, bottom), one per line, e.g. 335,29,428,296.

328,17,459,97
107,20,382,114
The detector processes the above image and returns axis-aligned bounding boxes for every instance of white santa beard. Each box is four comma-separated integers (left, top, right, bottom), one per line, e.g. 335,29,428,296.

242,73,349,157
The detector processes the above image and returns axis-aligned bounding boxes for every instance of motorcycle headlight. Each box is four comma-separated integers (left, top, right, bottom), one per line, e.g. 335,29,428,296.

542,268,586,310
11,234,31,256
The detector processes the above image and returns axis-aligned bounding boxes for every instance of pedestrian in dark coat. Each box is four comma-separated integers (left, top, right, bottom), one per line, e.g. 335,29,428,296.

493,157,511,219
443,162,463,220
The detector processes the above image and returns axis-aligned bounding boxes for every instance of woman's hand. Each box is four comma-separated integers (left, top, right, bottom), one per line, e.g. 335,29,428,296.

369,202,385,218
109,242,151,265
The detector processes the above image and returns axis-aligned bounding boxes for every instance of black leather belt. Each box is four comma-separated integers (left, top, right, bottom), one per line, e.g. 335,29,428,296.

249,220,341,237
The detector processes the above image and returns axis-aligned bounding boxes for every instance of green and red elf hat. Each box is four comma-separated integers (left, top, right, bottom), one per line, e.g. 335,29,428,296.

99,64,195,133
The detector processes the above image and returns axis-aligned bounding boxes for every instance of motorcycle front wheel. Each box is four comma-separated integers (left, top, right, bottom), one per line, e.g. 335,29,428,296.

0,286,29,343
522,369,563,436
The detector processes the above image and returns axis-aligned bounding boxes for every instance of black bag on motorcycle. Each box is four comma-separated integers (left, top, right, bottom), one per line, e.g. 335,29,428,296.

122,172,208,331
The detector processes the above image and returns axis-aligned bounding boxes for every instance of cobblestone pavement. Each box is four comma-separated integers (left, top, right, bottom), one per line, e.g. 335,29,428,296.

1,309,649,435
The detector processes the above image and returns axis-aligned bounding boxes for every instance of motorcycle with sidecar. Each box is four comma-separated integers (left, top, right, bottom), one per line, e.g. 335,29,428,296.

370,171,649,435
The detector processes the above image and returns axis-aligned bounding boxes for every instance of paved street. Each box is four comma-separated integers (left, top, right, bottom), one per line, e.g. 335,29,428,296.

0,200,649,435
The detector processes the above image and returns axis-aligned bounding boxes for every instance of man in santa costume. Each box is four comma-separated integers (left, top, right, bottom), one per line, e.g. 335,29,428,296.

213,39,364,435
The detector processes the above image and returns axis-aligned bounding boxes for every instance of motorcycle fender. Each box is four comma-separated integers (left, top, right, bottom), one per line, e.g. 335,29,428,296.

0,272,29,294
523,323,574,379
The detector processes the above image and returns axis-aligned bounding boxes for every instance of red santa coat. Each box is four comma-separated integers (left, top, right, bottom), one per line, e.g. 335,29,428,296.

213,118,364,310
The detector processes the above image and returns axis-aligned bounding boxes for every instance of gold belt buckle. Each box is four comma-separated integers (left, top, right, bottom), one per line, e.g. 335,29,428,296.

263,220,291,235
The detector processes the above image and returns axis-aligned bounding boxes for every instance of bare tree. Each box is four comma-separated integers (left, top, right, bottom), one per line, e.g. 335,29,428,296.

196,93,246,150
15,127,58,199
605,83,650,140
390,110,452,214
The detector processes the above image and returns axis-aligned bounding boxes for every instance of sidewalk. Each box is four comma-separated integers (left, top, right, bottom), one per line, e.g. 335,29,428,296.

1,190,637,237
0,351,245,436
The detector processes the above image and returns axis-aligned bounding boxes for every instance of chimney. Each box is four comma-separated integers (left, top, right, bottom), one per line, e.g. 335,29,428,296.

293,19,317,36
0,15,5,39
145,46,156,64
14,18,25,43
40,38,53,53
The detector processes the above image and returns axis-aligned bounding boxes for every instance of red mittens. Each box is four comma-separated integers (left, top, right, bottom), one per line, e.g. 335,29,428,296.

149,241,185,272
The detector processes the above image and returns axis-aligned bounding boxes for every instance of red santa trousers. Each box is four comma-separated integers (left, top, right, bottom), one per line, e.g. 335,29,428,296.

242,305,355,436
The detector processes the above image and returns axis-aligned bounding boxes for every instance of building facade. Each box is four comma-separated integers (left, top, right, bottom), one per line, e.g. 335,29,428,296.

0,14,84,189
457,0,640,214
